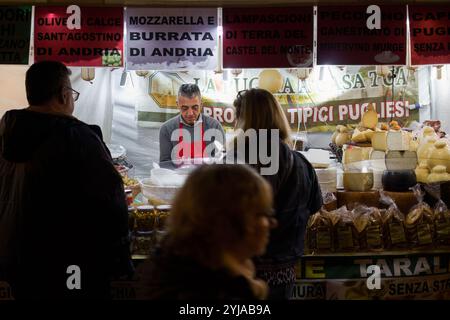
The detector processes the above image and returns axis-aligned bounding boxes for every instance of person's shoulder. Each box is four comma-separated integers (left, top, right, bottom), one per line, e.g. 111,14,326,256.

162,114,180,126
291,149,313,167
66,120,102,144
160,114,179,132
202,114,222,127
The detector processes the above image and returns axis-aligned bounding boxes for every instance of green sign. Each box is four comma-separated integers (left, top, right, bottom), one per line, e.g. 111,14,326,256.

294,250,450,300
0,6,31,64
299,250,450,280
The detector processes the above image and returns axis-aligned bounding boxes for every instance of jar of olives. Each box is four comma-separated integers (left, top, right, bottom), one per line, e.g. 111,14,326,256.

155,205,171,231
132,231,153,256
155,205,171,244
134,205,157,232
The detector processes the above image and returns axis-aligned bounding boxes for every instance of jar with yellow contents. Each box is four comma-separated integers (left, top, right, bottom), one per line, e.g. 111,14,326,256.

132,205,157,256
134,205,157,232
155,205,171,243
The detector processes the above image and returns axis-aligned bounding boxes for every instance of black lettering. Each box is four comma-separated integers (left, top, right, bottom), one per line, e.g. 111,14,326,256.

130,32,140,41
129,16,138,25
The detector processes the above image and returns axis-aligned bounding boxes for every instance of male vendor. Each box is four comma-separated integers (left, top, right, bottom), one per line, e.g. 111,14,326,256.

159,83,225,164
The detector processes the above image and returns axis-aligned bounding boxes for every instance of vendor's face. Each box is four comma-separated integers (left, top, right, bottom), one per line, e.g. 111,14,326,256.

178,95,201,125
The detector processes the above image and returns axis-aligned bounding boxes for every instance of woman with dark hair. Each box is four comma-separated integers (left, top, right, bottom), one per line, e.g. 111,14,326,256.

139,164,276,300
230,88,323,300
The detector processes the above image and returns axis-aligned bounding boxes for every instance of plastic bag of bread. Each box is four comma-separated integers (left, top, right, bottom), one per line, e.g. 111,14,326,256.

379,191,408,250
433,199,450,246
329,206,355,252
405,185,435,248
306,209,333,254
351,205,383,252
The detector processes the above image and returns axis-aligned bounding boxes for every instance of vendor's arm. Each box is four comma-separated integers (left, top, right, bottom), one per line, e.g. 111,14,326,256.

159,124,173,163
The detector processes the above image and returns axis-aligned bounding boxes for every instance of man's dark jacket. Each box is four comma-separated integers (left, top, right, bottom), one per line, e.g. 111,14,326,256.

0,109,132,299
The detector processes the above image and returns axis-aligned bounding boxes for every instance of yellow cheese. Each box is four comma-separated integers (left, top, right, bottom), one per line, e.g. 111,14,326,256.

371,131,388,150
364,129,375,141
415,161,429,183
409,139,419,152
343,146,373,165
370,150,387,170
343,171,374,191
371,130,411,151
351,128,367,143
361,104,379,129
428,165,450,183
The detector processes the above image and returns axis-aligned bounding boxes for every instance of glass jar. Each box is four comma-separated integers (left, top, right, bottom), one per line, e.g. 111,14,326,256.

134,205,156,232
132,231,153,256
155,205,171,244
125,189,133,206
156,205,171,231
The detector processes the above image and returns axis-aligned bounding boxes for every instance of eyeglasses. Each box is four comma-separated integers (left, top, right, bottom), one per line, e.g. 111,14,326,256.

65,86,80,102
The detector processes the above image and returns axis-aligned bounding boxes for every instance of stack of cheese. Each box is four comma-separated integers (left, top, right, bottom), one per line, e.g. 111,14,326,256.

349,103,379,145
341,104,380,190
370,128,415,168
414,127,450,184
342,145,378,190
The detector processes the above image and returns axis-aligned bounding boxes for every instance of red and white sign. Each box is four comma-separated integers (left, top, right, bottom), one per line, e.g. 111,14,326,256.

317,5,407,65
223,7,314,68
34,6,123,67
409,5,450,65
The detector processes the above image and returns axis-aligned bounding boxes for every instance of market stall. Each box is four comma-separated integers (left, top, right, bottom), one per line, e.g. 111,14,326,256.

2,2,450,301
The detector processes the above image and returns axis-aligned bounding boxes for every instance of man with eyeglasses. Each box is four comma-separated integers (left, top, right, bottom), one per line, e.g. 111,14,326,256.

0,61,133,299
159,83,226,165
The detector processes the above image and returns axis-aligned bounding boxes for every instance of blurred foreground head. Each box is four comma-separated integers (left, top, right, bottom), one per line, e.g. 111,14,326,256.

167,164,275,268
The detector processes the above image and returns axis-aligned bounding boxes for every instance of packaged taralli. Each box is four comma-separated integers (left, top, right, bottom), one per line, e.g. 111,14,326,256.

306,209,334,254
405,185,435,248
330,206,356,252
351,205,384,252
379,191,408,250
433,200,450,246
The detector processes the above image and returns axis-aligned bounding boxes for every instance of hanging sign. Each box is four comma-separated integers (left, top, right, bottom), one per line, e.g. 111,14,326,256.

125,7,217,70
0,6,31,64
317,5,407,65
133,66,419,132
34,6,124,67
409,5,450,65
223,7,314,68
